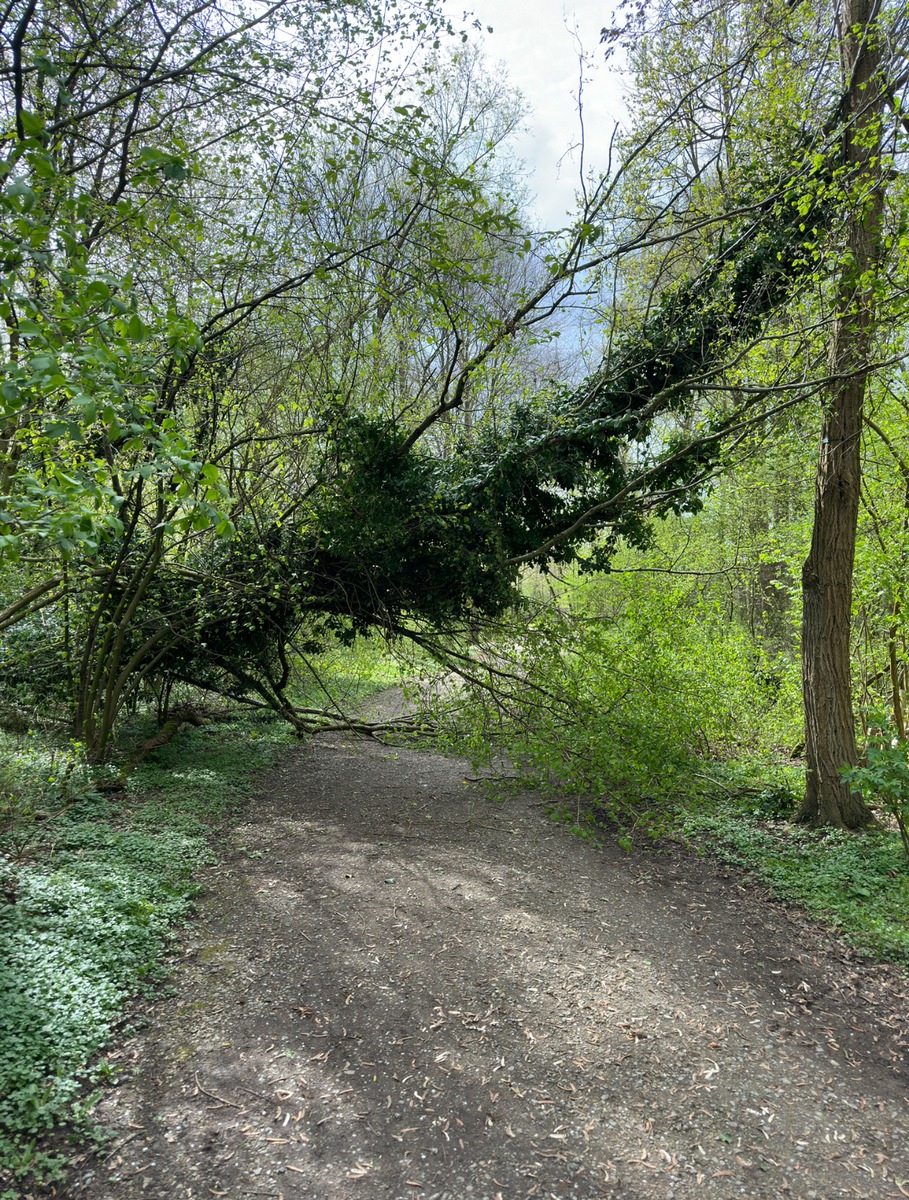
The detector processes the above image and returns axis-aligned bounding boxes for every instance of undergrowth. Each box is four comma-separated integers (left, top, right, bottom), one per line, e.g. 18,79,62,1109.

0,710,292,1192
293,635,408,711
682,774,909,964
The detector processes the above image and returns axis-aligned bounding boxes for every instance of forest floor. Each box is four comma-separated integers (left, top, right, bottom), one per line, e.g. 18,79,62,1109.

53,694,909,1200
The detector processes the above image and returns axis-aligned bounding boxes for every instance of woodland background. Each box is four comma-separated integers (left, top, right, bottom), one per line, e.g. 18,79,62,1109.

2,0,909,1186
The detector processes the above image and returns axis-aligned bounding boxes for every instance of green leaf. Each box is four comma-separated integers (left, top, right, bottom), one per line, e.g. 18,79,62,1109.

127,313,147,340
18,110,46,138
84,281,113,306
33,54,58,77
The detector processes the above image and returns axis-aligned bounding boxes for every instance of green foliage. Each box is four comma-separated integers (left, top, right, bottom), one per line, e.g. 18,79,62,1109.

293,633,415,710
0,138,230,564
0,600,72,714
441,578,795,835
1,0,513,759
852,377,909,732
312,416,518,630
0,737,100,857
0,712,290,1186
447,150,837,574
0,0,877,769
842,714,909,861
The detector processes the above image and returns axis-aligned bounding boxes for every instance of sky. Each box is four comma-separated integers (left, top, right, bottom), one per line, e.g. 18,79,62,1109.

465,0,629,227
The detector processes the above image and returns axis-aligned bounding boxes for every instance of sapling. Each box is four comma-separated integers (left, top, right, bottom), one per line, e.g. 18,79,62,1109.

842,713,909,861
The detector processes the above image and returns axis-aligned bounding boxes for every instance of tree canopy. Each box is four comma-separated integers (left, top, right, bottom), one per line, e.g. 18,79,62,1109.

1,0,908,836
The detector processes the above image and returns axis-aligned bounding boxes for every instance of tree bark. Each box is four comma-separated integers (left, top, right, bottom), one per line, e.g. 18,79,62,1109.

799,0,884,827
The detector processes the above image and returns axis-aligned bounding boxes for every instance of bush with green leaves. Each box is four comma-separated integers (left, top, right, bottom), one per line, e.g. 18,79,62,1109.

440,582,798,837
842,713,909,860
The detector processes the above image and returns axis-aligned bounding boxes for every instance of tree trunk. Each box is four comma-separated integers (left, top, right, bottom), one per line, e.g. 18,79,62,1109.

800,382,871,826
799,0,884,827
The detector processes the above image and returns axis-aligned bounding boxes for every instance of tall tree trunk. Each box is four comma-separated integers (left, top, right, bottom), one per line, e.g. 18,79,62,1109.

799,0,884,827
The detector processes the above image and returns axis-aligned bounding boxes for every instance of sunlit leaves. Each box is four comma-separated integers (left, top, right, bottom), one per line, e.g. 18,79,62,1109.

0,162,230,560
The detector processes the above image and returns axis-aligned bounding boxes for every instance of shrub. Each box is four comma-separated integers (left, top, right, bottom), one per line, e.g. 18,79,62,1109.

441,586,796,834
842,713,909,861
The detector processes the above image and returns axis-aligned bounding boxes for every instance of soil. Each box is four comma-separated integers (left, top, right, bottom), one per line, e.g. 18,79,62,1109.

49,698,909,1200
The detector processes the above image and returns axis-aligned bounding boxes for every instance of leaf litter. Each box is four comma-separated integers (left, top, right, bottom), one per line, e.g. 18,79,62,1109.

31,712,909,1200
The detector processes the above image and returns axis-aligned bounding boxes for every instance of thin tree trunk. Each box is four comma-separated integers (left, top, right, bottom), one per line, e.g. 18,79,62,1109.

889,612,905,739
799,0,884,827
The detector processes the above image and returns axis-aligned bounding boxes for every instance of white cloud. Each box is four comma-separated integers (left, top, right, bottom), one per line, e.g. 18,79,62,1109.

467,0,628,226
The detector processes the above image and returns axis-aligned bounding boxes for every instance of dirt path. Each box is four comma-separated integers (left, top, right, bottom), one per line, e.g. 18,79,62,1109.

67,729,908,1200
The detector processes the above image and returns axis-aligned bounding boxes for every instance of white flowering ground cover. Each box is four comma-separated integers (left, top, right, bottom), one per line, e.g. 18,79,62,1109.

0,716,291,1194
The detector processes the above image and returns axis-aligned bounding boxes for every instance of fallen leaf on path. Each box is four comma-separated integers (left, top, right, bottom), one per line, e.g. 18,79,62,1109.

346,1160,373,1178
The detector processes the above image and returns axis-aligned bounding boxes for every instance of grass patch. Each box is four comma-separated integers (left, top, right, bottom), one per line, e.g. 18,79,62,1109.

683,787,909,963
293,634,409,712
0,710,292,1191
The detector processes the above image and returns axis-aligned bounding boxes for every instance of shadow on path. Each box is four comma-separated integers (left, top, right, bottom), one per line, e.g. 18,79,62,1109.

68,733,908,1200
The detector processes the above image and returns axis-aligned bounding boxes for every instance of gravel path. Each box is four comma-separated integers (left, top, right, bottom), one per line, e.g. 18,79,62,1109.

67,729,908,1200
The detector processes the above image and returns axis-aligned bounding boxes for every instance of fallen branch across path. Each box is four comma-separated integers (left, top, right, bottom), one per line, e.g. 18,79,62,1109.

308,713,437,738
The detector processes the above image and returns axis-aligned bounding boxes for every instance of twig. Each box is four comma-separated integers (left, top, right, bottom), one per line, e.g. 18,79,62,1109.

194,1072,244,1109
234,1082,272,1100
102,1128,145,1159
441,820,506,831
